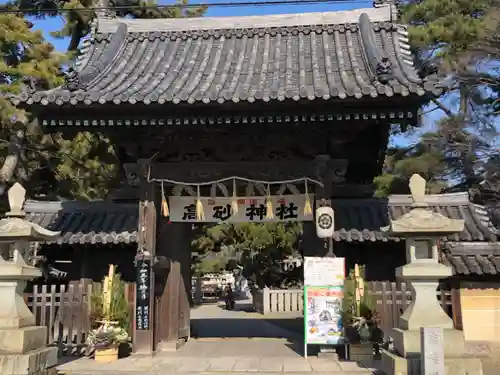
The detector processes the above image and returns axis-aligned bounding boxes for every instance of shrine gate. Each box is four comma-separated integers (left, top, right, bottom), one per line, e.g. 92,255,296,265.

17,2,443,354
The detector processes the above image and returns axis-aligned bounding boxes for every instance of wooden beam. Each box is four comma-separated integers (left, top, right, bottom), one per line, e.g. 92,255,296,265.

149,160,348,184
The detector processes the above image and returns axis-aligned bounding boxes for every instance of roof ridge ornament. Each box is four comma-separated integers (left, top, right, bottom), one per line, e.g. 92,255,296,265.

63,67,83,91
358,13,394,84
95,0,116,20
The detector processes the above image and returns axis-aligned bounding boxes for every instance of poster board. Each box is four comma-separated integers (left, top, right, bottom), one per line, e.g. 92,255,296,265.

303,257,345,356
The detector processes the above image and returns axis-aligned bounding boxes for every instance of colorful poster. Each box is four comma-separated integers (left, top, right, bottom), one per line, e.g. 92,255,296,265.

304,286,344,344
303,257,345,347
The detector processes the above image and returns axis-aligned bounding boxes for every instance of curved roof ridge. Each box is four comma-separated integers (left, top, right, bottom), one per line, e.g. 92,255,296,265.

96,6,394,34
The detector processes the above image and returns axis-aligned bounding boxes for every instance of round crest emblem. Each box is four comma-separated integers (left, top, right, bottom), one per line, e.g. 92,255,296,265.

317,213,333,230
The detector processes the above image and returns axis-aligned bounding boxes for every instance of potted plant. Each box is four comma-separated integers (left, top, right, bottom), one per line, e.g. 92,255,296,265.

87,324,129,362
342,264,383,362
86,265,130,362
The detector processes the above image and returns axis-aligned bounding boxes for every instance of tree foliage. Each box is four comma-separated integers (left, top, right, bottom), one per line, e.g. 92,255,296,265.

192,222,303,288
375,0,500,197
0,0,206,199
19,0,207,52
0,7,65,122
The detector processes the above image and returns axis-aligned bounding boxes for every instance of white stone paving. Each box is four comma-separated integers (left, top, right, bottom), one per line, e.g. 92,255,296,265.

57,356,377,374
58,300,379,375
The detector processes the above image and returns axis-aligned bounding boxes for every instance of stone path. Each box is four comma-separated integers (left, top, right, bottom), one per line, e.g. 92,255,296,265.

190,298,302,343
57,355,378,374
58,299,378,374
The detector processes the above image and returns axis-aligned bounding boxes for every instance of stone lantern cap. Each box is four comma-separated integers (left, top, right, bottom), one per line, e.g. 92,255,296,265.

381,174,465,236
0,183,60,242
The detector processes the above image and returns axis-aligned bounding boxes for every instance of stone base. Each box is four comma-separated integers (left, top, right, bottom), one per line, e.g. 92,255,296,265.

392,327,465,357
317,345,339,360
381,349,483,375
0,326,47,354
348,343,373,362
0,346,58,375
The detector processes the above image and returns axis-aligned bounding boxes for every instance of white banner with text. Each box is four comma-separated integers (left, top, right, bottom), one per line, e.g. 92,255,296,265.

169,195,314,223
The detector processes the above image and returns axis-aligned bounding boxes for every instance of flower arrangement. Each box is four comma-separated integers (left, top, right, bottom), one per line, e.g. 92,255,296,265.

87,324,129,349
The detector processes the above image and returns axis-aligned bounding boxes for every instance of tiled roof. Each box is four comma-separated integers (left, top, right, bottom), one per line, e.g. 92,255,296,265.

25,200,138,245
23,192,497,246
331,192,498,242
15,5,441,107
441,243,500,276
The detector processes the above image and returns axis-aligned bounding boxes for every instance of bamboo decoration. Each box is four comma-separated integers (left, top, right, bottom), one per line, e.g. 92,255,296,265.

231,179,238,214
103,264,115,325
195,185,205,221
303,180,312,216
353,263,365,317
265,184,274,219
161,182,169,217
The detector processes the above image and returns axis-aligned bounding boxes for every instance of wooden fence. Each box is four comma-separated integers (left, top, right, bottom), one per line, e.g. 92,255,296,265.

367,281,453,335
251,282,454,336
26,282,134,355
26,280,454,353
252,288,304,314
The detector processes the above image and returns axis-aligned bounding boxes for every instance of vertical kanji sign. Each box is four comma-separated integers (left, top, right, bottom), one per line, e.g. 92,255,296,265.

135,259,151,331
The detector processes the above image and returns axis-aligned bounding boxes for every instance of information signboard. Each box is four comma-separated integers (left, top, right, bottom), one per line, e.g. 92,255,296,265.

303,257,345,356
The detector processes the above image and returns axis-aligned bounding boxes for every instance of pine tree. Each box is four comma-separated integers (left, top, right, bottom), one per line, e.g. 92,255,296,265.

375,0,500,196
0,9,65,122
1,1,207,200
0,6,65,190
19,0,207,52
192,223,303,288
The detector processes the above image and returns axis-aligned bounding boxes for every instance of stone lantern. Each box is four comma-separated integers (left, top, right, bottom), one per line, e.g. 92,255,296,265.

380,174,482,375
0,183,60,375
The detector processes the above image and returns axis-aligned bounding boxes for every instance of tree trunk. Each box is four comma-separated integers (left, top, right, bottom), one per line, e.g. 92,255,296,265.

0,130,24,184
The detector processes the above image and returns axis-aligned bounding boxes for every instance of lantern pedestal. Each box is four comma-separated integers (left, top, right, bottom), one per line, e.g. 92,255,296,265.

0,184,60,375
0,264,58,375
378,175,483,375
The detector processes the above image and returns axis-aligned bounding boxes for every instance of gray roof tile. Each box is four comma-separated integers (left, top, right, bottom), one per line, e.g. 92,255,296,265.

17,6,442,107
331,192,498,242
25,200,138,245
441,243,500,276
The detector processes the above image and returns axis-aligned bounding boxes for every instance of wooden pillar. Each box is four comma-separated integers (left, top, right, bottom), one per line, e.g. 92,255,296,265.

156,220,191,351
133,159,157,355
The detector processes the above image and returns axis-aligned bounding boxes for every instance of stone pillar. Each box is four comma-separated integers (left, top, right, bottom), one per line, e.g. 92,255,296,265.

380,175,483,375
0,183,60,375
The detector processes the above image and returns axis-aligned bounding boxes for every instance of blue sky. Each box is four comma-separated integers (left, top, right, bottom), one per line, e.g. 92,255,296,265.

33,0,373,51
29,0,443,146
